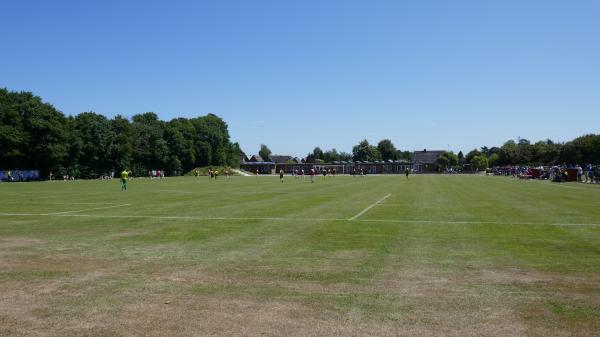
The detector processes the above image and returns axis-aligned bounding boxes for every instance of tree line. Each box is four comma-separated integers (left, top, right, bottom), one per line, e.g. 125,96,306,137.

435,136,600,171
259,135,599,171
258,139,412,164
0,88,243,178
3,88,598,178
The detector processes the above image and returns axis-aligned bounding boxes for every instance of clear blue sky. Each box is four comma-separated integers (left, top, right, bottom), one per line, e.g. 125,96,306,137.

2,0,599,157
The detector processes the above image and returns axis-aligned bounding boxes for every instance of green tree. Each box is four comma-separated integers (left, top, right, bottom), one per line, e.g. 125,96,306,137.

470,154,488,170
165,118,196,173
488,153,500,167
226,142,245,167
110,115,133,172
305,153,315,163
435,151,459,170
312,147,324,161
0,88,27,169
457,150,465,164
0,88,245,177
323,148,339,163
465,149,482,164
516,138,533,164
66,112,115,178
259,144,272,162
338,151,353,161
131,112,169,174
498,140,518,165
352,139,381,162
195,141,212,167
396,150,412,160
377,139,397,161
190,113,231,166
563,134,600,164
531,140,560,165
15,91,68,176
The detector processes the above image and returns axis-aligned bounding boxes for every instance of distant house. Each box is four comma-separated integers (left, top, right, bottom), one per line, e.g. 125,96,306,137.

270,155,293,164
240,154,276,174
412,149,445,173
249,155,264,162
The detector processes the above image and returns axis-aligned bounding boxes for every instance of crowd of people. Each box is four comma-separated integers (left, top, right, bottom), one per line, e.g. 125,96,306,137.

493,164,599,183
149,170,165,179
0,170,41,182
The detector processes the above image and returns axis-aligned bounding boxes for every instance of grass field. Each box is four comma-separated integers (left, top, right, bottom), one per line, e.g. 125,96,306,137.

1,174,600,336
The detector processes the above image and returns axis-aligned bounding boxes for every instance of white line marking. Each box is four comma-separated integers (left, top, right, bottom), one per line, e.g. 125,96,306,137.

349,193,392,221
158,190,193,194
1,202,119,205
0,212,598,227
47,203,131,215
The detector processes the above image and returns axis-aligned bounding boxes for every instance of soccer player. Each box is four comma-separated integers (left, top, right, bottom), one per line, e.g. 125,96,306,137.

405,168,410,179
279,169,284,183
322,170,327,179
310,168,315,183
120,169,129,191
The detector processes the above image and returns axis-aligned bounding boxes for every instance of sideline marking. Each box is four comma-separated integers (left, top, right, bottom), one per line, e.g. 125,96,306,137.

349,193,392,221
158,190,193,194
1,202,118,205
0,212,599,227
47,203,131,215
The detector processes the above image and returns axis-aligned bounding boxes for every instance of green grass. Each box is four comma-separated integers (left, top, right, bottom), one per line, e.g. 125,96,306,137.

1,175,600,336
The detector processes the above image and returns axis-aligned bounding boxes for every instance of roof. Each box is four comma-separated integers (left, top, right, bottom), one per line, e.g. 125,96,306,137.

249,155,264,162
412,150,445,164
241,161,275,165
270,155,293,164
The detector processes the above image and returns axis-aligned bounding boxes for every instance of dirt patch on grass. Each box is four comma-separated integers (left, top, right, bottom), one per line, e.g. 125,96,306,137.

379,269,527,336
480,268,600,303
153,263,359,295
117,294,401,337
478,268,553,284
381,267,600,337
3,250,600,337
0,237,46,249
0,248,133,337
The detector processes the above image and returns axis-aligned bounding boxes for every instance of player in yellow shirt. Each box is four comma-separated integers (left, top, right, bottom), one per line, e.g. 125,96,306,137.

120,170,129,191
